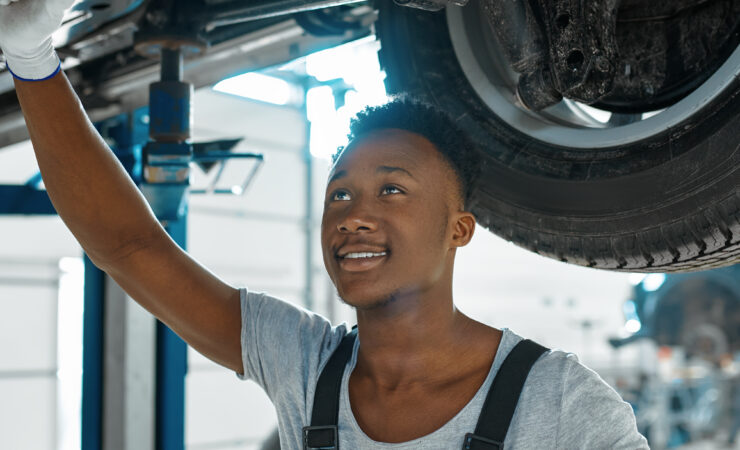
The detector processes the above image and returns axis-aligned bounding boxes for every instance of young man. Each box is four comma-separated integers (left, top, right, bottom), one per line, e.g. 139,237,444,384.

1,1,648,448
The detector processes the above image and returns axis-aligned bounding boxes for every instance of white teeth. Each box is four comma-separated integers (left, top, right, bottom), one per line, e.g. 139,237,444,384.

343,252,387,259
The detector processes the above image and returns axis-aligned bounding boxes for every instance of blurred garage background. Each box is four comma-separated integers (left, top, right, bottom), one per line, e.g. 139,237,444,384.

0,36,738,450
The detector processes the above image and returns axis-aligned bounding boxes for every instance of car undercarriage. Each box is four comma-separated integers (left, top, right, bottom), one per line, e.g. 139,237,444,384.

1,0,738,272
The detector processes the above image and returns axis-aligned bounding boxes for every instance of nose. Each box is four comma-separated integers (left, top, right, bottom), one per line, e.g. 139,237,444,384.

337,199,378,233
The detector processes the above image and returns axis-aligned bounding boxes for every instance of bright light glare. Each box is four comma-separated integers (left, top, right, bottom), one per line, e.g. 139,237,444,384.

306,36,382,85
308,86,347,160
307,86,335,122
306,38,389,159
625,319,642,333
642,273,666,292
628,273,646,285
213,73,296,105
643,109,664,119
575,102,612,123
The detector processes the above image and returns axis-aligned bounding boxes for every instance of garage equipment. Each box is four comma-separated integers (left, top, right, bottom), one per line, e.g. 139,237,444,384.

609,265,740,448
0,48,264,450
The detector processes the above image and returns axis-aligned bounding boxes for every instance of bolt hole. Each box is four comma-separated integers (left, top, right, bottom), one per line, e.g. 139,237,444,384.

567,50,584,70
556,14,570,30
90,3,110,10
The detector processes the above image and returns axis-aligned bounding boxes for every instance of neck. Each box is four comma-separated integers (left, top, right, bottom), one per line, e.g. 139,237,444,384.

353,282,479,388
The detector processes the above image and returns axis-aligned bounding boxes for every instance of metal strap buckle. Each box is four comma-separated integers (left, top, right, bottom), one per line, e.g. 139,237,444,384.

302,425,339,450
462,432,504,450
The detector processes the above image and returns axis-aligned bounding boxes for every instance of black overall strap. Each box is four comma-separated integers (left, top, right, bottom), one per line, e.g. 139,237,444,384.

463,339,549,450
303,327,358,450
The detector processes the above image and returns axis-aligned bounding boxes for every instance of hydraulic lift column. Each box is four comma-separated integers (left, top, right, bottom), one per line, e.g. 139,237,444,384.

142,45,192,450
141,47,192,222
93,45,192,450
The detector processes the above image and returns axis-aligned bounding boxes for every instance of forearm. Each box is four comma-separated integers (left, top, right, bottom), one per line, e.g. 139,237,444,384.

4,4,243,372
15,71,244,371
14,71,165,266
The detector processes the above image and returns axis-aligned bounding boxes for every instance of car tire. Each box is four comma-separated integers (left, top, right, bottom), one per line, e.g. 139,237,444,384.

375,0,740,272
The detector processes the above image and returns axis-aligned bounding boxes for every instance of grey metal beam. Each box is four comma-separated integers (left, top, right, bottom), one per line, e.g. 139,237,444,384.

102,277,156,450
0,19,370,149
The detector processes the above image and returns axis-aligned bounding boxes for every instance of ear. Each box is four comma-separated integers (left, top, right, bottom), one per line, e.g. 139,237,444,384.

450,211,476,248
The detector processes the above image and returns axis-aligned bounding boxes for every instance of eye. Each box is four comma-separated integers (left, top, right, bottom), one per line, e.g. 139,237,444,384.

381,185,403,195
330,190,351,201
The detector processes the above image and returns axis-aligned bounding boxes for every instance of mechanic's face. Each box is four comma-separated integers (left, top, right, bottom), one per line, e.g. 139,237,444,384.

321,128,473,310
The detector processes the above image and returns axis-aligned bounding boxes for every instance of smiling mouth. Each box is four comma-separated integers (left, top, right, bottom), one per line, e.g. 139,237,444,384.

343,251,387,259
336,251,389,272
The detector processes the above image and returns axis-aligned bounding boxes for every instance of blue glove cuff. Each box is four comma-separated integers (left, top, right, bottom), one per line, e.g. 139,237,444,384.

6,61,62,82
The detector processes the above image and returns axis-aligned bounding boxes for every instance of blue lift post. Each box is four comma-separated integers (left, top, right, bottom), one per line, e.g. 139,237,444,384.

81,46,193,446
81,253,105,450
82,59,154,450
158,217,188,450
81,67,191,446
143,47,192,450
142,46,264,449
80,44,260,450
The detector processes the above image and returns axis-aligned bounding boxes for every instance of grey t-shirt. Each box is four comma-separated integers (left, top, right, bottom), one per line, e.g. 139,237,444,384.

237,288,649,449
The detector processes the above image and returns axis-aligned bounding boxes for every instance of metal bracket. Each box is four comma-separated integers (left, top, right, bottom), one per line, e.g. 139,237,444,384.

190,151,264,195
302,425,339,450
462,432,503,449
532,0,619,104
483,0,619,110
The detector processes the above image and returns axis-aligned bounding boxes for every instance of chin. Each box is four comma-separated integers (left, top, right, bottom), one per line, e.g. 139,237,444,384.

335,279,429,312
336,284,398,311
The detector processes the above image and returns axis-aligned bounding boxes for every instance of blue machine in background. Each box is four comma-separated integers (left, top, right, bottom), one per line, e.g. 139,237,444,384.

611,265,740,358
610,265,740,449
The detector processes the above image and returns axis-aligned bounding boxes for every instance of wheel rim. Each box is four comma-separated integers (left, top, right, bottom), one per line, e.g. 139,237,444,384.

446,4,740,149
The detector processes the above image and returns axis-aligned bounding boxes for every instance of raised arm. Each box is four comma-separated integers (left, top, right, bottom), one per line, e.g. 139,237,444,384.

3,0,243,373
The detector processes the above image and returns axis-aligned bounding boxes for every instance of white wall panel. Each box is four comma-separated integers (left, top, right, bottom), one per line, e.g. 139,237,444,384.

454,229,632,370
0,138,81,448
193,90,305,150
190,149,306,217
187,215,305,291
0,139,37,184
0,285,57,372
0,377,56,450
0,217,80,259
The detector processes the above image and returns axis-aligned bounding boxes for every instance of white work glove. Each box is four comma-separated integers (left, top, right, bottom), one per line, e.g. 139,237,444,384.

0,0,76,81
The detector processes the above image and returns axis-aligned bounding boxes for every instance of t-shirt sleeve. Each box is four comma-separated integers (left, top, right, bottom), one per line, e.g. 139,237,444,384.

236,287,348,404
556,354,649,449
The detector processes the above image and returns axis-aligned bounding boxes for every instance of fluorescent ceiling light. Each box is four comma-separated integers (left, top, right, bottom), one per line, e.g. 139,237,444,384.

213,72,295,105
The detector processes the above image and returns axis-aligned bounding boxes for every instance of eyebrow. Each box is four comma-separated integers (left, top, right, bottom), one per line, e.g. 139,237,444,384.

377,165,415,179
328,166,414,184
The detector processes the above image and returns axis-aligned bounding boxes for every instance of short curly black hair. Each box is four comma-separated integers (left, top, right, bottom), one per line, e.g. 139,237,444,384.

332,96,482,210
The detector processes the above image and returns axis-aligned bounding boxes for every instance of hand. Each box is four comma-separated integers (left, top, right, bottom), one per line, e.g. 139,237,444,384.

0,0,76,80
